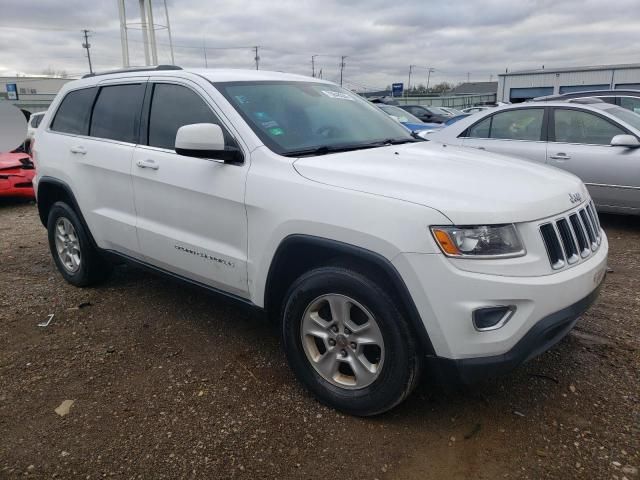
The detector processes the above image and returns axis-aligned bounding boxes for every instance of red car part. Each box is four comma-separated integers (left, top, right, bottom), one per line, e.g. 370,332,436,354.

0,152,36,199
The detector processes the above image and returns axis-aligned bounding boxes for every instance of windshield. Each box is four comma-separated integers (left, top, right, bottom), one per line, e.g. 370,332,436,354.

215,81,413,156
594,103,640,131
379,105,423,124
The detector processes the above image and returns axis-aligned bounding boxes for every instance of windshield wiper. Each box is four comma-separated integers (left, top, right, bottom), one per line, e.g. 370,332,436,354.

282,143,380,157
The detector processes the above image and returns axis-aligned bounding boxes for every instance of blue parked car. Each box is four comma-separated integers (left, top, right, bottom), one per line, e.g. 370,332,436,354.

377,105,440,133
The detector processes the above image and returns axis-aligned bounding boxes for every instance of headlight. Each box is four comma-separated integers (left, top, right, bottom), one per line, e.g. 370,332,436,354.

430,224,525,258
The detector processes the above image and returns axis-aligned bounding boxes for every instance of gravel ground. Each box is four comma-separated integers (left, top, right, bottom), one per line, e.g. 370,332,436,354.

0,200,638,479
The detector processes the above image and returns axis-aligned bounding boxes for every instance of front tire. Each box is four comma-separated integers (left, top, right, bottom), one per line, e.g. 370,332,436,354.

282,266,421,416
47,201,111,287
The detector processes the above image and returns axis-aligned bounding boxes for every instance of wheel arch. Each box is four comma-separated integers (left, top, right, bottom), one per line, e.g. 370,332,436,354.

37,177,98,248
264,234,435,356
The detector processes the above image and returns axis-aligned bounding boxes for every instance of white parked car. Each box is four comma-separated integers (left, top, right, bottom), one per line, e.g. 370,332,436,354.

461,106,491,114
33,67,608,416
27,111,46,142
428,101,640,215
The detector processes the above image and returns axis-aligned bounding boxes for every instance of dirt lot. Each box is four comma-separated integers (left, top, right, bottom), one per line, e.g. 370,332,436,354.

0,200,638,479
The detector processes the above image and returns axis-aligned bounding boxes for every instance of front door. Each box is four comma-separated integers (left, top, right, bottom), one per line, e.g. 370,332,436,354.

461,107,548,164
548,107,640,212
131,80,249,297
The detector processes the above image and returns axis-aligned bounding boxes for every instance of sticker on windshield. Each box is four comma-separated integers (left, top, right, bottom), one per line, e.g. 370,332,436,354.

321,90,355,101
261,120,279,129
234,95,249,104
268,127,284,136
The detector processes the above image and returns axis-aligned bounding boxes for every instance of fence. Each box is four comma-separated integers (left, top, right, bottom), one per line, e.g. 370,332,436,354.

393,93,497,109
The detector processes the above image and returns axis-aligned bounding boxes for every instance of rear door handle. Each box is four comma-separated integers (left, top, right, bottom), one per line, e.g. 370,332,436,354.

136,159,159,170
550,153,571,160
475,146,486,150
70,145,86,155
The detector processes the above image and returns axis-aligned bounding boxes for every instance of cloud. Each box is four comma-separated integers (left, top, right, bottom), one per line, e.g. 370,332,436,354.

1,0,639,90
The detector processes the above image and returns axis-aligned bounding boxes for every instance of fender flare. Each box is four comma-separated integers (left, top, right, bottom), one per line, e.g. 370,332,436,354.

264,234,436,356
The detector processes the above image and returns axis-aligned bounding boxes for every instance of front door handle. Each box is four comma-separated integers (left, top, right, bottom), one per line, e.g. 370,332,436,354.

475,146,486,150
549,153,571,160
136,159,159,170
70,145,86,155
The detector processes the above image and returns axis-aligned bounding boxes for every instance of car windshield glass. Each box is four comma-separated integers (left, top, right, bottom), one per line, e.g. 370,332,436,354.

595,104,640,130
379,105,422,124
214,81,413,155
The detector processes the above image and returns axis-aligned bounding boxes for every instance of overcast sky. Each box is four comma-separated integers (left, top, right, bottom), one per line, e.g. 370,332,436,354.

1,0,640,90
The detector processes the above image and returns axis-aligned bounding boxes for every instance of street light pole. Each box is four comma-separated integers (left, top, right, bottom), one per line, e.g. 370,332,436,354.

426,67,434,91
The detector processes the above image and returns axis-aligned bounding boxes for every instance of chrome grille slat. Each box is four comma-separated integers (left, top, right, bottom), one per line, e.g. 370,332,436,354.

540,203,602,270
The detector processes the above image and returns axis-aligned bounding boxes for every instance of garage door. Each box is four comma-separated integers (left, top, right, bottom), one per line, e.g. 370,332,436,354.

509,87,553,101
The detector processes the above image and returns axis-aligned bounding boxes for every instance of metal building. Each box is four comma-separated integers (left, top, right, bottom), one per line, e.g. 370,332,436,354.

497,63,640,103
1,76,73,113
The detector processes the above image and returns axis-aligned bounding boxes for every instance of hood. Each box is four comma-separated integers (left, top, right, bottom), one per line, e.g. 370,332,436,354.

0,152,32,171
293,142,589,225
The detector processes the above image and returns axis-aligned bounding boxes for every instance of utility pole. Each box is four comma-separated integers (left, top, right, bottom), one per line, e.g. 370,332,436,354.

254,46,260,70
467,72,470,83
203,38,208,68
407,65,414,98
82,29,93,75
311,55,318,78
339,56,347,86
426,67,434,91
318,68,323,79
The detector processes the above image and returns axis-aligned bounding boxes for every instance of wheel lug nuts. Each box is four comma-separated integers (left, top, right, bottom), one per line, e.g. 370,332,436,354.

350,342,357,349
340,349,347,357
331,325,338,333
328,339,336,346
344,328,351,334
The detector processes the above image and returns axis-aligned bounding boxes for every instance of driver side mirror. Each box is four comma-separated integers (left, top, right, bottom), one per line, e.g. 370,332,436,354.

175,123,243,164
610,134,640,148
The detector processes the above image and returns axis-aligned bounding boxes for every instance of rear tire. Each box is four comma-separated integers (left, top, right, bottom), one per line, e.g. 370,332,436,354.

282,265,421,416
47,201,112,287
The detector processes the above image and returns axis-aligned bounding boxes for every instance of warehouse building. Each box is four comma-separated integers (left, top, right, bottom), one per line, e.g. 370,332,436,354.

497,63,640,103
1,76,72,113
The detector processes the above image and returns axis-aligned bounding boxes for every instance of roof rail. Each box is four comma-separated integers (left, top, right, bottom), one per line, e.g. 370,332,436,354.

82,65,182,79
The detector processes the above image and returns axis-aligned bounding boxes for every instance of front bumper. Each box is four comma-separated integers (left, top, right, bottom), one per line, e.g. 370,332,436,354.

392,232,608,372
429,285,601,383
0,170,36,199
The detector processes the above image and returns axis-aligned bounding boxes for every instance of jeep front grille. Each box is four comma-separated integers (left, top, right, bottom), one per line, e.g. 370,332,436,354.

540,202,601,270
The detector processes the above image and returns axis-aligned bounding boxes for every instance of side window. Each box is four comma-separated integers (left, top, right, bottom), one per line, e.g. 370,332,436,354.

619,97,640,114
90,84,145,143
50,88,95,135
554,109,625,145
467,116,491,138
489,109,544,141
148,83,224,150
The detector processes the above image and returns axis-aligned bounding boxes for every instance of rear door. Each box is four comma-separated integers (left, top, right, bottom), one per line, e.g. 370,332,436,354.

46,81,145,256
131,78,249,297
461,107,548,163
548,106,640,212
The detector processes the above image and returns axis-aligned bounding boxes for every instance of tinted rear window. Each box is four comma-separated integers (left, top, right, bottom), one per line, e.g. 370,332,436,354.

51,88,95,135
90,84,145,143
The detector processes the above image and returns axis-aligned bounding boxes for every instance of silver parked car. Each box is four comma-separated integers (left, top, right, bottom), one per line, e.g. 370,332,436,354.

428,101,640,215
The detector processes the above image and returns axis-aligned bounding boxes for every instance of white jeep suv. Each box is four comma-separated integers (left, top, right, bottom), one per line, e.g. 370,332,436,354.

33,66,608,416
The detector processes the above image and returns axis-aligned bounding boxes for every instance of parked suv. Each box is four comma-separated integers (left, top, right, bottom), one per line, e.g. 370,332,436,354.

33,66,608,416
